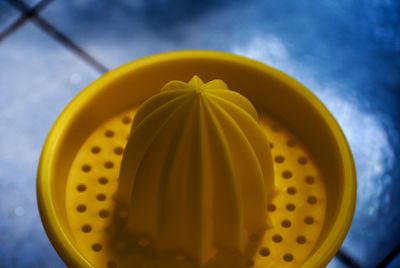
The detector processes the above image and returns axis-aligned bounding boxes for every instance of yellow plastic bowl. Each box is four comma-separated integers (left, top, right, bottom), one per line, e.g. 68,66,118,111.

37,50,356,268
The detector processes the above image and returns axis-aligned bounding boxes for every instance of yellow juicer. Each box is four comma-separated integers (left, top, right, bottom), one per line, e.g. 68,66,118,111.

37,51,356,268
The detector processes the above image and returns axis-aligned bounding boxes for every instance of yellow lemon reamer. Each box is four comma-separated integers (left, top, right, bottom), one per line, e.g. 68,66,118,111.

37,51,356,268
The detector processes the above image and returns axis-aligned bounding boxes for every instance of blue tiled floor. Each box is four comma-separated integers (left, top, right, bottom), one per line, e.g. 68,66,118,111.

388,253,400,268
1,0,399,267
0,19,98,267
326,258,347,268
19,0,42,8
0,0,20,33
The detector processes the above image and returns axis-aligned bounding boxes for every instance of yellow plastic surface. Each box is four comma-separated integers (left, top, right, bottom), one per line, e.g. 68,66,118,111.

65,107,325,268
37,51,356,268
118,76,275,266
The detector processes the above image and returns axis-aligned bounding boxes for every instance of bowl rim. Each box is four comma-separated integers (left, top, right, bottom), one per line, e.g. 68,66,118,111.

37,50,356,268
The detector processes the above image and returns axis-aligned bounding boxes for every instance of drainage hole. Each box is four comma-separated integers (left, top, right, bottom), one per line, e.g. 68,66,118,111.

104,161,114,169
105,130,114,138
98,177,109,185
305,176,315,184
304,216,315,225
274,155,285,163
97,193,106,201
76,184,87,192
99,209,110,218
122,116,131,125
81,224,92,233
114,146,124,155
286,203,296,211
91,146,101,154
283,253,294,262
76,204,87,212
287,187,297,195
259,247,270,257
296,235,307,244
281,219,291,228
92,243,102,252
298,156,308,165
267,203,276,212
272,234,283,243
107,260,117,268
282,170,293,179
81,164,91,172
307,195,317,204
269,142,274,149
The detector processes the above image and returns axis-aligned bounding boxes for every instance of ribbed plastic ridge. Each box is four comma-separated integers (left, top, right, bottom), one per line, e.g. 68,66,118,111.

118,76,275,265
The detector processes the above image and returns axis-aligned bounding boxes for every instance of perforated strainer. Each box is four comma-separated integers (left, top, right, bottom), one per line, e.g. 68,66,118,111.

37,51,356,268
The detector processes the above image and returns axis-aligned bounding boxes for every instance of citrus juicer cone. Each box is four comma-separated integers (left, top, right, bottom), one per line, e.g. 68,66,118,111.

37,51,356,268
117,75,275,267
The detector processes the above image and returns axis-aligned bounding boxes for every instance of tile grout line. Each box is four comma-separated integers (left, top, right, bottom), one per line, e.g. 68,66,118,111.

376,243,400,268
31,16,109,73
336,249,362,268
4,0,108,74
0,13,29,42
6,0,53,12
0,0,52,42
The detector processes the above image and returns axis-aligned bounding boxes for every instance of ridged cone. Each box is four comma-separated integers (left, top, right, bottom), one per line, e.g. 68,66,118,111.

118,76,275,265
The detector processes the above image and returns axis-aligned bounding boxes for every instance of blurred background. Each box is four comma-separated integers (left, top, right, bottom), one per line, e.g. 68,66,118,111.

0,0,399,267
